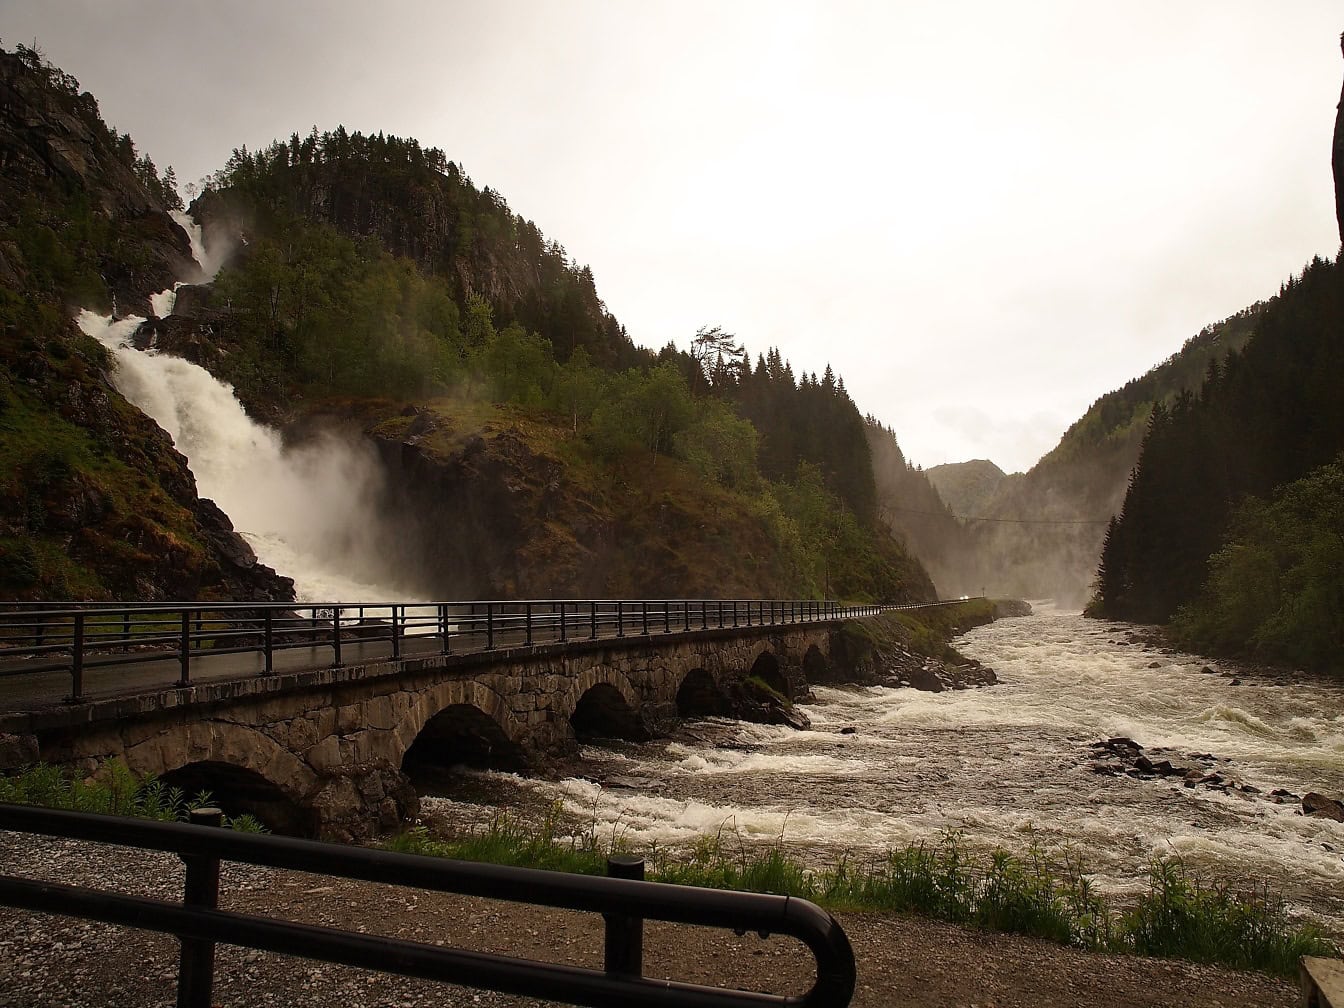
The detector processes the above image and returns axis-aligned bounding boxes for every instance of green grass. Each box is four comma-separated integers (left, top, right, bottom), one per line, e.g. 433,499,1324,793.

0,761,267,831
388,811,1335,978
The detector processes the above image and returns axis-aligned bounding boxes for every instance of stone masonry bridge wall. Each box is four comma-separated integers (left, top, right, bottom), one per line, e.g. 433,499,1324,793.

13,625,843,840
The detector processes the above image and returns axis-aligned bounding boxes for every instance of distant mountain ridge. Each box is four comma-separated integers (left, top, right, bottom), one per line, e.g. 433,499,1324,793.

926,459,1006,518
897,304,1265,605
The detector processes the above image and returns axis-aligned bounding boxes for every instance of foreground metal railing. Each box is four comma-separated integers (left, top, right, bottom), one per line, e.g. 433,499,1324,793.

0,597,974,704
0,802,856,1008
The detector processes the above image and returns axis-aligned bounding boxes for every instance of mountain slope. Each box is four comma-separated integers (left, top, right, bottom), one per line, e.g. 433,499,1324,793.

0,44,292,601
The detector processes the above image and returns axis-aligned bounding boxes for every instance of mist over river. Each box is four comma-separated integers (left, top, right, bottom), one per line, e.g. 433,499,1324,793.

422,609,1344,931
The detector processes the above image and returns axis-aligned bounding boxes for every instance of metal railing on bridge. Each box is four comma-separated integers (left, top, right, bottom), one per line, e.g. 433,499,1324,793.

0,801,856,1007
0,597,971,707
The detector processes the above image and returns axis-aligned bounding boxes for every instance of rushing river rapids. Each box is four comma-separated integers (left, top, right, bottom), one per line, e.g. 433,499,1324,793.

421,608,1344,932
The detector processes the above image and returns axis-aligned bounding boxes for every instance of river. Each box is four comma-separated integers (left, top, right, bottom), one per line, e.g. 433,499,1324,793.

420,608,1344,932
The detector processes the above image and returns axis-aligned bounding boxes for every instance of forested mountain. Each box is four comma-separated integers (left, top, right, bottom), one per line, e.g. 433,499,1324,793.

1092,47,1344,670
1095,256,1343,661
192,128,638,370
0,42,938,604
926,460,1006,518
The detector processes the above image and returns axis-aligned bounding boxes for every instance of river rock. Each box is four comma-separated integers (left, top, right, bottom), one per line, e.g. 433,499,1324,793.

1303,793,1344,822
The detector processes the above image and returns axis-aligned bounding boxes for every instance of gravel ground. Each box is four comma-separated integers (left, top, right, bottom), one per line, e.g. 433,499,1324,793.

0,832,1298,1008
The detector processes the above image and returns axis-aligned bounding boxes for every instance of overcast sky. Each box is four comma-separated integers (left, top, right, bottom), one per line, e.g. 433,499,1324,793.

6,2,1340,472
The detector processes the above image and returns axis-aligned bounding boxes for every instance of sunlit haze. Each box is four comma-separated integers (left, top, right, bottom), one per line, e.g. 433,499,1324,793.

6,1,1339,472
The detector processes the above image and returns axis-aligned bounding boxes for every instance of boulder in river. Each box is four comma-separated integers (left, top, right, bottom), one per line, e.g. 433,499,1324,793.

1303,793,1344,822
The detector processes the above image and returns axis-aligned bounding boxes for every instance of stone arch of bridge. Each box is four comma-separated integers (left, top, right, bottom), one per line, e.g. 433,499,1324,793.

394,680,525,769
562,664,646,741
676,667,729,718
123,720,318,834
802,643,832,684
746,647,790,699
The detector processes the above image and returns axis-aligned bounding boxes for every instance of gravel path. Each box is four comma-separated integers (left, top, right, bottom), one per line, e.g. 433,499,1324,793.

0,832,1298,1008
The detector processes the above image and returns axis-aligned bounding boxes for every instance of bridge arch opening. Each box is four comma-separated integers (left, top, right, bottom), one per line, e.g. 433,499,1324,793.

676,668,729,718
570,683,647,743
402,704,527,776
748,651,790,699
158,761,315,837
802,644,832,685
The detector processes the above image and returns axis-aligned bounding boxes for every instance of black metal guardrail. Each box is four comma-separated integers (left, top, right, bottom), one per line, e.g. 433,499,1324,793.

0,597,973,704
0,802,857,1008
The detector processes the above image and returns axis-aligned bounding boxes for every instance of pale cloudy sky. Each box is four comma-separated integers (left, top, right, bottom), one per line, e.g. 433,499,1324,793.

6,1,1340,472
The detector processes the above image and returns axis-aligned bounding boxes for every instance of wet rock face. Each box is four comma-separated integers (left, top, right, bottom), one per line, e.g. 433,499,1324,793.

0,50,200,311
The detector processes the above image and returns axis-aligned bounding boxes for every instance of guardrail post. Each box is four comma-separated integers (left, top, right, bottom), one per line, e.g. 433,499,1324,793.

558,601,567,643
177,610,191,687
526,603,533,646
641,601,648,636
683,600,690,633
263,610,274,675
439,604,450,655
732,601,738,628
331,608,343,668
663,601,670,634
177,806,223,1008
391,606,401,659
590,601,597,640
67,612,85,703
486,603,495,651
604,855,645,977
617,602,624,638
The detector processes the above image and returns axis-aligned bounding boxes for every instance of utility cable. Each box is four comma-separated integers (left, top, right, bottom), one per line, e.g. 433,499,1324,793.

883,505,1111,526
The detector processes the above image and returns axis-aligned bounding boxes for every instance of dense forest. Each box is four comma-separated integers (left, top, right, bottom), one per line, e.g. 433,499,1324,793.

1094,254,1344,670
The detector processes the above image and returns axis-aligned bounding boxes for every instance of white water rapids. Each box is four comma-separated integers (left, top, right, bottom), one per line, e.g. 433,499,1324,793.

424,609,1344,931
77,215,415,603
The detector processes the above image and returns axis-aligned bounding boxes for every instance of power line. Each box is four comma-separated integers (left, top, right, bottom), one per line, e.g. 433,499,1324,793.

884,505,1111,527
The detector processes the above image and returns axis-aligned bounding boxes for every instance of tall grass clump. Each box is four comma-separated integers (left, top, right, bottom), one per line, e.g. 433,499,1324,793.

1121,859,1335,976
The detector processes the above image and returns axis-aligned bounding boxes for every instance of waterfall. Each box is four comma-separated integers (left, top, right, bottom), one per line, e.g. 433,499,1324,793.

169,209,226,281
83,215,417,603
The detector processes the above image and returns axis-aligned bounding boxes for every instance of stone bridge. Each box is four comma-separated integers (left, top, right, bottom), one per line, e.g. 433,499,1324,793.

4,621,857,840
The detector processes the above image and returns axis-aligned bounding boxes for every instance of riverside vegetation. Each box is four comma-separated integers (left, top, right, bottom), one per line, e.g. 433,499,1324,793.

2,759,1329,979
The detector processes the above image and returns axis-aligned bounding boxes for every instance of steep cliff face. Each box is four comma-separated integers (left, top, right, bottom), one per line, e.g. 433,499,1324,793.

348,401,821,599
0,46,293,601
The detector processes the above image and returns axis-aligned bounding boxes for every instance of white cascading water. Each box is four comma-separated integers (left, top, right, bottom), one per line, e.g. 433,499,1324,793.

79,215,415,603
423,608,1344,931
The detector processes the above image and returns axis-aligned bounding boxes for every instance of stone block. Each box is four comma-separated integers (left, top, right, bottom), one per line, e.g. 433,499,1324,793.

363,695,397,731
336,704,363,736
0,732,39,769
288,717,319,753
305,736,343,771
